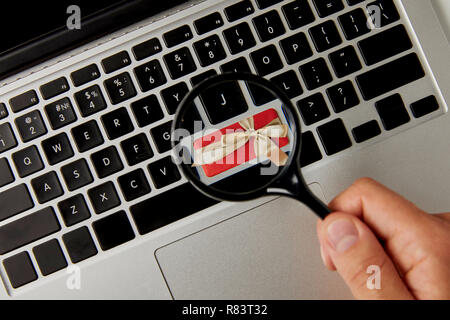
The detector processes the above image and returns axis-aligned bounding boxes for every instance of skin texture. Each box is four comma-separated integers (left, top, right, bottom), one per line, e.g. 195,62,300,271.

316,178,450,300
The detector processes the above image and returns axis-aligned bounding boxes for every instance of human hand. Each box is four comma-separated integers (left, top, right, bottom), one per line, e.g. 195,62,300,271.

316,178,450,299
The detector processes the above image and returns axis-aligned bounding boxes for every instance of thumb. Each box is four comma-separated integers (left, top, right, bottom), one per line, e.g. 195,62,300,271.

318,213,414,300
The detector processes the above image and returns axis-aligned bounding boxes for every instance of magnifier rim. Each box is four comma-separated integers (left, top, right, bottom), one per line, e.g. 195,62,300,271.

171,72,303,202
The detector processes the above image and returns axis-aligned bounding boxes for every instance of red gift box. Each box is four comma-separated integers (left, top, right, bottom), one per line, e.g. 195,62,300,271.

193,108,289,177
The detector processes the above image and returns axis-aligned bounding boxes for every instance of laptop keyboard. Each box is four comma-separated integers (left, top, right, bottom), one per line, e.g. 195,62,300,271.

0,0,444,290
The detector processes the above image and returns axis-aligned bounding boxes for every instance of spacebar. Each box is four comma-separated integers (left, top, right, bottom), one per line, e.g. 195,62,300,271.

356,53,425,101
130,183,219,235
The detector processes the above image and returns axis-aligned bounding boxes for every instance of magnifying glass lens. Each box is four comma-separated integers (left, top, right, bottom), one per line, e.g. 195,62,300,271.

172,76,300,199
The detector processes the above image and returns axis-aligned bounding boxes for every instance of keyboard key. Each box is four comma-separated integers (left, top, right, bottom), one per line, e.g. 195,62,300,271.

63,227,97,263
223,23,256,55
132,38,162,61
0,184,34,222
44,97,77,130
102,51,131,74
93,211,135,251
253,10,286,42
121,134,154,166
280,32,313,64
358,24,412,66
134,60,167,92
199,81,248,124
58,194,91,227
61,159,93,191
367,0,400,28
71,120,104,152
329,45,362,78
40,77,70,100
250,45,284,76
31,171,64,204
88,181,121,214
161,83,189,115
0,206,60,255
42,133,74,165
255,0,283,9
118,168,151,201
15,110,47,142
130,183,218,235
410,95,440,118
338,8,370,40
313,0,344,17
12,145,44,178
375,93,410,130
131,94,165,127
297,93,331,125
194,12,224,35
0,123,17,153
33,239,67,276
3,252,37,288
101,107,134,140
326,80,360,113
91,146,124,179
9,90,39,113
282,0,316,30
151,121,174,153
317,118,352,155
356,53,425,101
193,35,227,67
148,156,181,189
164,47,197,80
74,85,107,117
104,72,137,105
300,131,323,167
225,0,255,22
299,58,333,90
0,158,14,188
352,120,381,143
71,64,101,87
271,70,303,99
0,103,8,119
163,25,193,48
309,20,342,52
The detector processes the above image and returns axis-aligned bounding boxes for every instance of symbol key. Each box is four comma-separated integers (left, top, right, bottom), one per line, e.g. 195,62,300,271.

253,10,286,42
309,20,342,52
223,22,257,55
193,35,227,67
329,45,362,78
163,47,197,80
15,110,47,143
74,85,107,117
282,0,316,30
299,58,333,90
104,72,137,105
134,60,167,92
0,123,17,154
44,97,77,130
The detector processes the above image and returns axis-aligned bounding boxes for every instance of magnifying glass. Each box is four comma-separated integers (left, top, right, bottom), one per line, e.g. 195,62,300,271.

171,72,330,219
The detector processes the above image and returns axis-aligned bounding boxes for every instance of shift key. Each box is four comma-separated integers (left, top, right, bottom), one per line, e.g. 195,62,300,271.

356,53,425,101
0,184,34,222
0,207,60,255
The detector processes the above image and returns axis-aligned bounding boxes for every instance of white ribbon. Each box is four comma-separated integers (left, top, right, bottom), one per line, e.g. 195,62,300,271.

193,116,289,167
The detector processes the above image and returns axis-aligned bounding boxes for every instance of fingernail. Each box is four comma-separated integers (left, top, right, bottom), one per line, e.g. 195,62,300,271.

327,219,359,252
319,244,327,266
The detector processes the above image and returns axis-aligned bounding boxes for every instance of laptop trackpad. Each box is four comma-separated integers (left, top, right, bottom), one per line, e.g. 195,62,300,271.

155,184,352,299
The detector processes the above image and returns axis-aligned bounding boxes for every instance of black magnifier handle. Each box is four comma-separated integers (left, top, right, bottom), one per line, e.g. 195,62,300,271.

269,165,331,220
296,183,331,220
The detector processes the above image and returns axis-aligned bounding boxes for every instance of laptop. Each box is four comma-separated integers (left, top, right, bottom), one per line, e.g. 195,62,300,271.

0,0,449,299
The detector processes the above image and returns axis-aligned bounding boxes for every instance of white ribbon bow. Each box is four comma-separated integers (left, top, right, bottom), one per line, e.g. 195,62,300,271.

193,116,289,167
